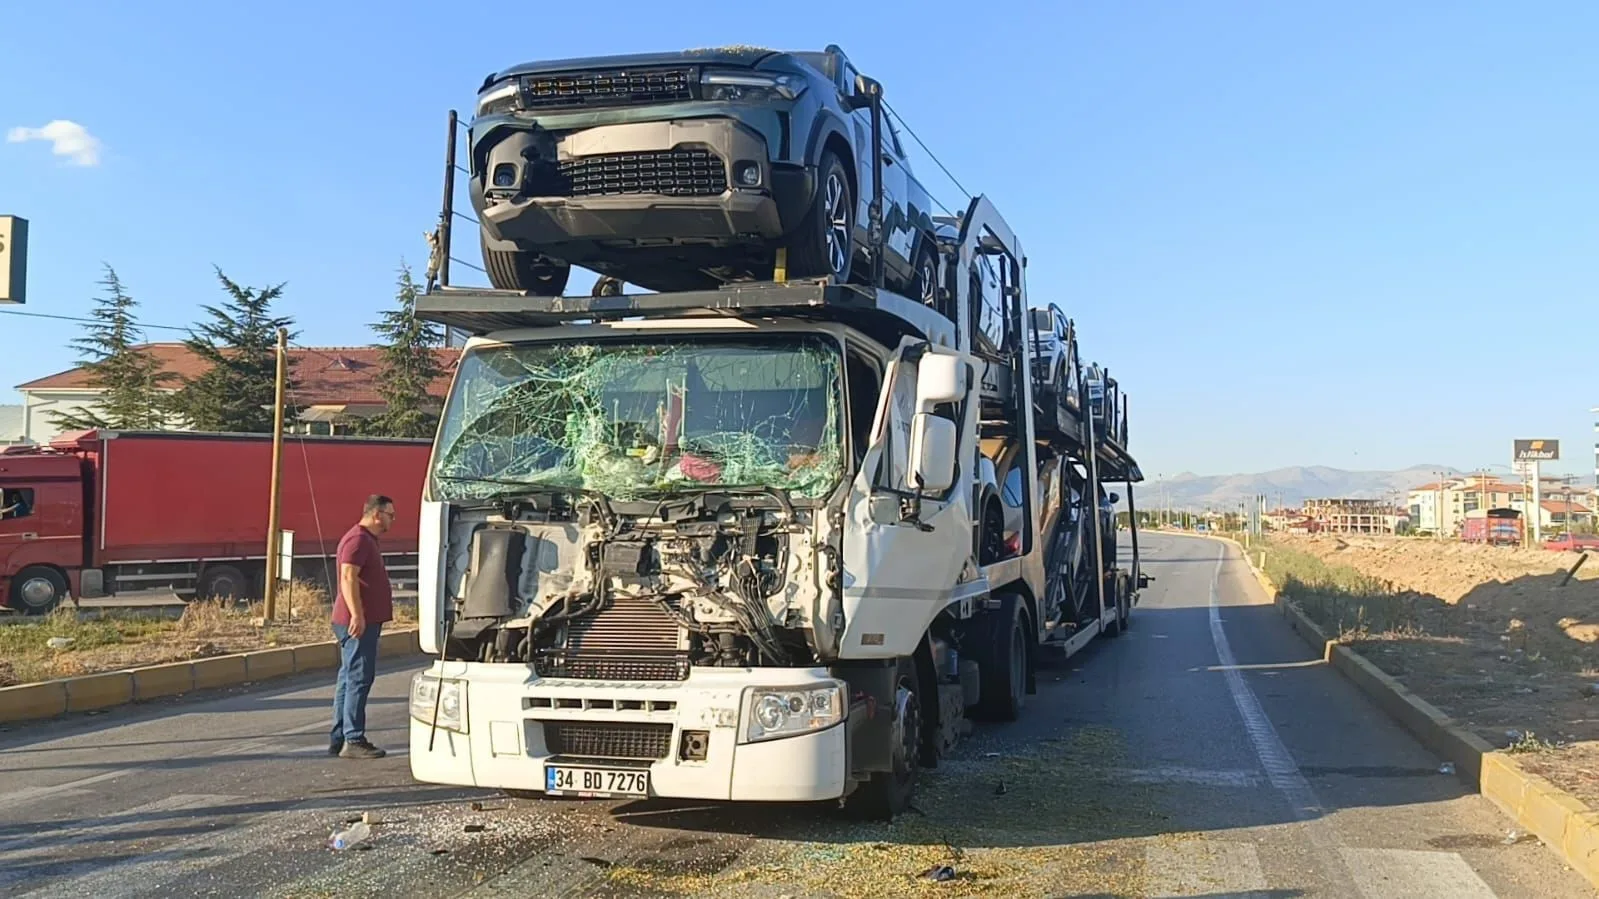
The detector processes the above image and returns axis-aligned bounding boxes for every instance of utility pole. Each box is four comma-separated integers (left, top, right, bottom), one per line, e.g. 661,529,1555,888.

263,327,288,623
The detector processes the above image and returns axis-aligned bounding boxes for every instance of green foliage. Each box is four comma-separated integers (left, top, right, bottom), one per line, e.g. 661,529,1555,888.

49,265,174,432
365,262,445,439
170,268,296,434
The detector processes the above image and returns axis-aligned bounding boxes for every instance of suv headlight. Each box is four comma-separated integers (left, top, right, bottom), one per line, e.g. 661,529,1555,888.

743,683,845,743
701,70,806,103
410,673,468,733
476,79,519,116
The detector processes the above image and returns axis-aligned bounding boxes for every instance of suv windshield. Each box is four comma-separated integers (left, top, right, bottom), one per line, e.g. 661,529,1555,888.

430,335,844,502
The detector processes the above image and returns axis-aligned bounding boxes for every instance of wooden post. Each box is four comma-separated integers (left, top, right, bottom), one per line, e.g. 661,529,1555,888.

263,327,288,623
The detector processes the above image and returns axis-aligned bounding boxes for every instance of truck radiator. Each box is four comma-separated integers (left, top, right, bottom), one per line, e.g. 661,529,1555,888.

543,721,674,761
536,595,688,681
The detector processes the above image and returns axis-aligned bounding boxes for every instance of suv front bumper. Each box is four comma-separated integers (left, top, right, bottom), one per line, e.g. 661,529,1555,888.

472,117,813,251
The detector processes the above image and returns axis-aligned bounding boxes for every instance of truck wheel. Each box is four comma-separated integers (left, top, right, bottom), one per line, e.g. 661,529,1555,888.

844,656,921,820
978,497,1006,566
481,234,571,295
975,594,1027,721
198,564,248,602
11,566,68,615
785,150,853,284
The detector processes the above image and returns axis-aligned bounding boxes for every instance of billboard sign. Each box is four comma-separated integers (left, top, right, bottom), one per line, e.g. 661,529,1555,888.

1513,439,1560,462
0,215,26,304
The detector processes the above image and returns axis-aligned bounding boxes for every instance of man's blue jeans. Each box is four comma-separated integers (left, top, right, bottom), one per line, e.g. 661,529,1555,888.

330,621,384,745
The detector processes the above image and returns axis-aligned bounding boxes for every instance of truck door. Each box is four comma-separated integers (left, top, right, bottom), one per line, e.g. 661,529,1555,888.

839,342,972,659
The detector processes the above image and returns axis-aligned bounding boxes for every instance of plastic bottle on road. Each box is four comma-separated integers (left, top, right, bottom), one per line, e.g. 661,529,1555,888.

329,821,372,850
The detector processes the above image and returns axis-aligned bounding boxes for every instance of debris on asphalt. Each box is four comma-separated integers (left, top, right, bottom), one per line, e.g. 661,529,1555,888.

994,781,1008,796
463,823,487,833
1438,762,1456,775
329,821,372,851
581,856,613,868
920,864,957,882
1505,830,1539,845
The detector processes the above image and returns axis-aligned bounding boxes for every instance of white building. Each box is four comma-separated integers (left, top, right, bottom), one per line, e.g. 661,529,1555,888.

0,404,23,445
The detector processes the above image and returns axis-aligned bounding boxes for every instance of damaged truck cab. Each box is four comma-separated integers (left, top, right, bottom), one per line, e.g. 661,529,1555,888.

410,95,1144,818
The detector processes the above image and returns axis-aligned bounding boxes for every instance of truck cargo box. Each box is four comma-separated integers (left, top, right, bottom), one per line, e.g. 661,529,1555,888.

65,430,432,563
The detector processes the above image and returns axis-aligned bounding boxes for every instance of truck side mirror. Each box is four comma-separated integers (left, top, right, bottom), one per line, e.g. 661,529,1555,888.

1107,492,1120,504
908,413,957,494
847,74,881,111
915,353,964,408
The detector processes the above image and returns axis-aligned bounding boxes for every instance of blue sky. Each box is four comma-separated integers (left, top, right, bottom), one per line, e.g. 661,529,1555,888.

2,0,1594,479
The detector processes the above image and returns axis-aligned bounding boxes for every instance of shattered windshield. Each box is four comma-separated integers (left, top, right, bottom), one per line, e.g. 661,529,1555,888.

430,335,844,502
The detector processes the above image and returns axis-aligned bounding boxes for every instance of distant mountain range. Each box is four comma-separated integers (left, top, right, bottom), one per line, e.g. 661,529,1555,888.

1144,465,1465,511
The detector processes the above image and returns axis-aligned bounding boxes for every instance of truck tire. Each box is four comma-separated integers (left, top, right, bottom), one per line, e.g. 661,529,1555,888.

974,594,1027,721
481,234,571,295
785,150,853,284
198,564,249,603
11,566,68,615
844,655,922,821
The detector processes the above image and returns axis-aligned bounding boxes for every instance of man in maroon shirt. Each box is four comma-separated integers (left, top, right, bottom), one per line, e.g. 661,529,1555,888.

329,494,396,759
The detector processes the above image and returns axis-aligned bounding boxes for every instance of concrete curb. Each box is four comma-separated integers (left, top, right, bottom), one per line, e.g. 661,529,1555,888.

1192,532,1599,891
0,626,422,726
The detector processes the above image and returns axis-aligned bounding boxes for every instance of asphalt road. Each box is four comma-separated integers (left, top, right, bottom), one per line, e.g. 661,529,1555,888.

0,532,1592,898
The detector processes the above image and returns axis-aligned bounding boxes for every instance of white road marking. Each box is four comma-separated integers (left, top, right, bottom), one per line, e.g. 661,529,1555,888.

0,769,127,811
1108,766,1264,788
1341,848,1499,898
1145,839,1268,897
1206,545,1360,892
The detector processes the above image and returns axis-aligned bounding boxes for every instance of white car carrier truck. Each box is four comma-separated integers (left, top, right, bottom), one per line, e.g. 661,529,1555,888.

406,84,1146,818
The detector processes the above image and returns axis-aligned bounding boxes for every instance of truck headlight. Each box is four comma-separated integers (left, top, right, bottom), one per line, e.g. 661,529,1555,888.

743,683,844,743
701,70,806,103
410,673,468,733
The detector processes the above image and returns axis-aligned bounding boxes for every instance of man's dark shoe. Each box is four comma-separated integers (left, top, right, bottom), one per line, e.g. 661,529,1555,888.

339,739,386,759
329,740,344,756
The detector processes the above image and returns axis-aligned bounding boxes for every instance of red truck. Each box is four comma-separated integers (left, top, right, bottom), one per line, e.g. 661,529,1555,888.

0,430,433,614
1461,510,1523,546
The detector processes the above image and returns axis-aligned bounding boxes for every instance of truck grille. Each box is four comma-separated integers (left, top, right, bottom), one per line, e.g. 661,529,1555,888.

543,721,673,760
535,595,689,682
554,150,728,198
519,68,695,110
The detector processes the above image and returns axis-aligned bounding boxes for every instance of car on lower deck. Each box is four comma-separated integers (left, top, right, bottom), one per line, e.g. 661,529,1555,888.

467,44,942,300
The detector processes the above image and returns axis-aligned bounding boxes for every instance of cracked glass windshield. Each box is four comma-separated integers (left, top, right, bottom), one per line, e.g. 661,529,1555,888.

430,335,844,502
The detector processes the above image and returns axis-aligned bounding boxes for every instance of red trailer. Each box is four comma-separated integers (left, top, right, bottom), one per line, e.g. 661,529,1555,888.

0,430,432,614
1461,509,1523,546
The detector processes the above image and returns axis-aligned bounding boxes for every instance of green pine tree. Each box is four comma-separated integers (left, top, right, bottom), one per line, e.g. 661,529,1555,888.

50,265,175,432
171,268,297,434
366,262,445,438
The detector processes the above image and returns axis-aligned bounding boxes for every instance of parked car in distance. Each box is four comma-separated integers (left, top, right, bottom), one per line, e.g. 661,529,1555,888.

1545,534,1599,552
467,44,942,300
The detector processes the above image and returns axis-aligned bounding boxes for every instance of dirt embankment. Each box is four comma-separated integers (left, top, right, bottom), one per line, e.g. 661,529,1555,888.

1265,533,1599,805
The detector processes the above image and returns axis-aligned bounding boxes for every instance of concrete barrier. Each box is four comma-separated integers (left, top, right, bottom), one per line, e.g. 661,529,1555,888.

64,672,135,712
131,663,196,701
0,626,424,728
0,682,68,723
243,648,297,682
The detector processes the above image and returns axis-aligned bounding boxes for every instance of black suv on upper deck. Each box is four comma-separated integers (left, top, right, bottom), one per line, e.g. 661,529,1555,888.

468,45,942,299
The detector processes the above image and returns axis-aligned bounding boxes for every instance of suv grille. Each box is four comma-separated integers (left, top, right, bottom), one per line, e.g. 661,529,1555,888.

544,721,673,760
558,149,727,198
519,68,695,110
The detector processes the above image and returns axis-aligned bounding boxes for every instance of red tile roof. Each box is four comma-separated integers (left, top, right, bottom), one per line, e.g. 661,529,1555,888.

17,343,459,407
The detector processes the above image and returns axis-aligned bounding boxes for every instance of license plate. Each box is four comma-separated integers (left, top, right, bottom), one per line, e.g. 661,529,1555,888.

545,764,650,798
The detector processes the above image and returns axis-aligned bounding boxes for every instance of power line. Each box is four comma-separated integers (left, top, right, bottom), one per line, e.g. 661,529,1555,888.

883,99,972,207
0,307,190,332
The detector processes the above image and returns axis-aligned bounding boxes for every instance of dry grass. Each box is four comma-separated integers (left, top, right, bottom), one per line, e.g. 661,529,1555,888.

1265,533,1599,807
0,579,381,687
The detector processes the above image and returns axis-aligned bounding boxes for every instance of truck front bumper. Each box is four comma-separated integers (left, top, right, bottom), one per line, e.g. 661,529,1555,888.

408,661,849,803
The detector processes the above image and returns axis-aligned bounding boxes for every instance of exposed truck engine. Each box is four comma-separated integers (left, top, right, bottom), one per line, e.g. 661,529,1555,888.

406,70,1144,819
